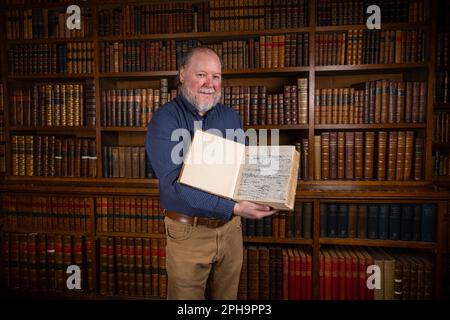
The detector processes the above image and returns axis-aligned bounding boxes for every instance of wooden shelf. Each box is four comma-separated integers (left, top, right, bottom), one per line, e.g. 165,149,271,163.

315,63,427,74
98,67,309,78
9,126,97,132
314,123,426,130
101,127,147,132
316,22,429,32
7,38,94,44
4,175,157,187
1,228,89,237
432,143,450,149
434,104,450,110
4,1,91,9
98,71,177,78
319,237,437,249
8,74,94,79
244,124,309,130
223,67,309,76
98,27,311,42
244,237,312,245
298,180,432,188
96,232,165,239
432,176,450,184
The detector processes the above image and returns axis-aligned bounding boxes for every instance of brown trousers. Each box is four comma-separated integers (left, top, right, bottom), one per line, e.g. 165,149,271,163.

164,215,243,300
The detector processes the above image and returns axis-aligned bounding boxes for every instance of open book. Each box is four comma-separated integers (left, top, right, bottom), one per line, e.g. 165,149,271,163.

178,130,299,210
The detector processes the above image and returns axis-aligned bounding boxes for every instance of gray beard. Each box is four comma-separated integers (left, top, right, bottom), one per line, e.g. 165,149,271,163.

180,86,221,114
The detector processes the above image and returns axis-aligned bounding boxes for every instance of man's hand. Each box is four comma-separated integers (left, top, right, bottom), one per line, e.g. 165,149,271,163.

233,201,278,219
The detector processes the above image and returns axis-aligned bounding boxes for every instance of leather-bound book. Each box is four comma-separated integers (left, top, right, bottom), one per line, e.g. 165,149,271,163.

364,131,375,179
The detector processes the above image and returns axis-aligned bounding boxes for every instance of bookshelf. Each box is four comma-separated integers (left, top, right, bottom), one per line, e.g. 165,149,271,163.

0,0,449,300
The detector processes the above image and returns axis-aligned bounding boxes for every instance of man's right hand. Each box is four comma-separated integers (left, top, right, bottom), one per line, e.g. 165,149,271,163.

233,201,278,219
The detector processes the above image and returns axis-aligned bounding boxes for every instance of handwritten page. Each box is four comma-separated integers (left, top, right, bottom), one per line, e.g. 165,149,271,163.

235,146,295,202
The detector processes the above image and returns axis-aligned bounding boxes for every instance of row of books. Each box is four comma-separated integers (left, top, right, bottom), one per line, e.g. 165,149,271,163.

11,135,97,177
238,246,312,300
1,195,92,232
315,131,424,181
0,84,6,173
238,245,434,300
9,82,96,127
99,34,309,73
98,3,208,35
6,7,93,40
98,236,167,298
432,151,450,176
5,0,85,4
243,202,313,239
436,71,449,105
296,139,309,180
314,80,427,125
208,0,308,32
222,80,308,126
102,146,153,179
316,0,425,26
0,84,4,143
101,79,172,127
318,246,433,300
95,197,164,234
315,29,425,66
433,112,450,144
207,34,310,69
0,233,95,293
320,203,436,242
436,32,449,67
8,43,94,75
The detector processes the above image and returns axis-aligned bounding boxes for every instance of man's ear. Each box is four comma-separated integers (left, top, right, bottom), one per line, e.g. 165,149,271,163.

179,67,185,84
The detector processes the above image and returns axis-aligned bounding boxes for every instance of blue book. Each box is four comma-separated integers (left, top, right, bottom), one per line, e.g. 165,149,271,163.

264,216,272,237
337,204,348,238
367,204,379,239
320,204,327,237
412,205,422,241
378,204,389,239
401,204,413,241
421,204,436,242
327,204,338,237
303,203,313,239
389,204,401,240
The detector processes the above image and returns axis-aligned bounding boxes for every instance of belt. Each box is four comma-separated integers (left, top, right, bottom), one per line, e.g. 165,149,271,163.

164,210,228,229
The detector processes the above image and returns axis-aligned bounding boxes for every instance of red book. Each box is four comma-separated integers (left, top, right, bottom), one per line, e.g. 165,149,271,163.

294,248,301,300
288,248,296,300
319,251,324,300
282,249,289,300
328,249,338,299
306,251,312,300
298,248,306,300
323,249,332,300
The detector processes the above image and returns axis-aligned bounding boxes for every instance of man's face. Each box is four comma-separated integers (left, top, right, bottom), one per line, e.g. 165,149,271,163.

179,51,222,114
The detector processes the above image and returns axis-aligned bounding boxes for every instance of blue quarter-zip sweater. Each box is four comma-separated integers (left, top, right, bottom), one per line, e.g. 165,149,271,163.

144,94,243,221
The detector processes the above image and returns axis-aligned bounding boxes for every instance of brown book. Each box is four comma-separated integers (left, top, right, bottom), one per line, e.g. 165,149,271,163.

387,131,398,180
357,204,368,238
259,247,270,299
337,132,345,179
377,131,387,180
404,131,414,180
354,132,364,180
321,133,330,179
396,131,406,180
413,137,424,180
329,132,337,179
364,132,375,179
345,132,355,179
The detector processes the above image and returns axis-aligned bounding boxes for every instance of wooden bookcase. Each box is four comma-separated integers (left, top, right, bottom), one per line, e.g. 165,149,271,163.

0,0,449,300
